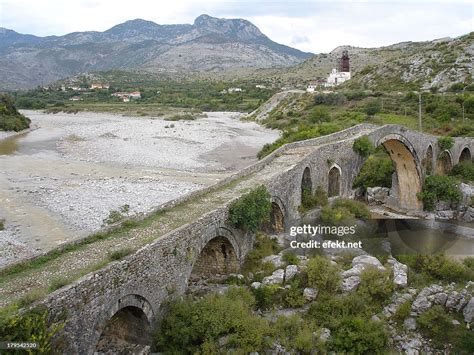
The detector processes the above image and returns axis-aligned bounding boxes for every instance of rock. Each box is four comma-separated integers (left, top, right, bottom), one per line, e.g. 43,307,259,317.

229,273,244,280
262,254,284,268
262,269,285,285
341,276,360,293
462,206,474,223
218,335,230,347
404,317,417,331
318,328,331,343
452,319,461,326
388,257,408,287
367,186,390,205
303,287,318,301
463,297,474,323
352,255,385,270
436,210,455,220
371,315,381,322
460,183,474,203
401,337,422,355
445,291,469,312
436,201,452,211
412,295,432,314
251,282,262,289
433,292,448,306
411,285,444,314
341,263,366,278
384,292,414,317
285,265,298,281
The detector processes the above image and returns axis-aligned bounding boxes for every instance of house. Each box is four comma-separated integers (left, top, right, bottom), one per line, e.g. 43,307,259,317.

90,83,110,90
255,84,267,89
111,91,141,102
306,82,318,93
324,50,351,87
69,96,82,101
128,91,141,99
227,87,242,93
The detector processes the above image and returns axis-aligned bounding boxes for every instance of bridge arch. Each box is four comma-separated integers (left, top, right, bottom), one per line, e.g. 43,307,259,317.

328,164,342,197
376,134,422,210
437,150,453,175
263,196,287,233
459,147,472,163
93,293,154,353
422,144,434,176
190,228,240,280
301,166,313,205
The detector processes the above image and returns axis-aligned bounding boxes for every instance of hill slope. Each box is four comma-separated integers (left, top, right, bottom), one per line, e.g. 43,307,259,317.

0,15,312,90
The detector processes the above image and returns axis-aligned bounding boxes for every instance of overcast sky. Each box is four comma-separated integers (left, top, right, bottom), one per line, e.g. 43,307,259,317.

0,0,472,53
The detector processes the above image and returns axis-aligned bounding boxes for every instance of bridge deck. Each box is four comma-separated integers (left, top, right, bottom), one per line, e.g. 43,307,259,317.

0,127,377,308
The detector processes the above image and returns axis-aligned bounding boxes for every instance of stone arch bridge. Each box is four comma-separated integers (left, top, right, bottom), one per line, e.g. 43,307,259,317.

35,124,472,353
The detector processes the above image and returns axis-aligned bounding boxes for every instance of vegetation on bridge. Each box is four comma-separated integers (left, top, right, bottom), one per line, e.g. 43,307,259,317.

228,185,272,232
417,175,462,211
353,148,395,191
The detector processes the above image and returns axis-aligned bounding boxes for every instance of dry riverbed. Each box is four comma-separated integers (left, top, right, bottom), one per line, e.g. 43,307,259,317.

0,110,279,268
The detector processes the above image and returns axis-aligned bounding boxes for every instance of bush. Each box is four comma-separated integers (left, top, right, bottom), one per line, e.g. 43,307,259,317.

353,150,395,190
107,247,133,261
306,256,341,292
282,251,299,266
329,316,388,353
438,136,454,151
365,99,381,116
332,199,371,219
314,185,329,206
253,284,284,310
397,254,472,283
228,186,271,232
321,206,354,224
0,306,64,353
450,162,474,182
353,136,375,157
392,300,412,325
154,288,270,352
0,94,31,132
300,185,329,211
309,107,330,123
417,175,462,211
274,314,315,352
357,266,394,305
418,305,474,352
284,280,306,308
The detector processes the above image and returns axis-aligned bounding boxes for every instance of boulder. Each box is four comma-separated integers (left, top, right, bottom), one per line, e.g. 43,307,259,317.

352,255,385,270
463,297,474,323
460,183,474,203
303,287,318,301
436,210,455,220
462,206,474,223
251,282,262,289
403,317,417,331
412,285,444,314
262,254,284,268
262,269,285,285
445,291,469,312
318,328,331,343
285,265,298,281
388,257,408,287
341,276,360,293
367,186,390,205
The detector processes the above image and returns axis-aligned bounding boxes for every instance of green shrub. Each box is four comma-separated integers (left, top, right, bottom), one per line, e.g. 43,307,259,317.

450,162,474,182
353,136,375,157
329,316,388,353
332,199,371,219
48,277,72,292
284,280,306,308
417,175,462,211
0,306,64,353
463,257,474,270
0,94,31,132
397,254,471,283
0,221,4,230
353,150,395,190
321,206,354,224
107,247,133,261
228,186,271,232
306,256,341,292
282,251,299,266
418,305,474,352
274,314,315,352
365,99,381,116
357,266,394,305
253,284,284,310
154,288,270,352
309,106,330,123
241,233,281,275
438,136,454,151
392,300,412,325
314,185,329,206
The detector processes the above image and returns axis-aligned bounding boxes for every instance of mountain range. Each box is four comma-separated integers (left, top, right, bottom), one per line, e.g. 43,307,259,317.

0,15,312,90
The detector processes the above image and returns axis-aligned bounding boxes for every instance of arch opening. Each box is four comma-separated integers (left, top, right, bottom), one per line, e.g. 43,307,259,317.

263,202,285,233
328,166,341,197
422,145,433,176
96,306,152,354
301,166,312,206
459,147,472,163
437,150,453,175
379,138,422,211
191,236,238,280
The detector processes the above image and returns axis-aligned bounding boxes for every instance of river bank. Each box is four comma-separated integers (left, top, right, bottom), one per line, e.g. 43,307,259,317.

0,110,279,268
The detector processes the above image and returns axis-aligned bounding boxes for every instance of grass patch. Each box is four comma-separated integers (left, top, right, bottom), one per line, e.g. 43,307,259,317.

107,248,133,261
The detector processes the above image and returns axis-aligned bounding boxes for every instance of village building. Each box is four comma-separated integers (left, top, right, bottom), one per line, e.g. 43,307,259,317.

90,83,110,90
324,50,351,87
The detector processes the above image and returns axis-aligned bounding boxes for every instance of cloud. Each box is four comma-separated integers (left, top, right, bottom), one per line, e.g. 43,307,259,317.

0,0,472,53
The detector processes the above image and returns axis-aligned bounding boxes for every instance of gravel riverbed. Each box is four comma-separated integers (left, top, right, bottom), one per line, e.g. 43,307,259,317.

0,110,279,268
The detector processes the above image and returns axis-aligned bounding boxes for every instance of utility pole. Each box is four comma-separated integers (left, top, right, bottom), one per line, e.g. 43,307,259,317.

418,91,422,132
